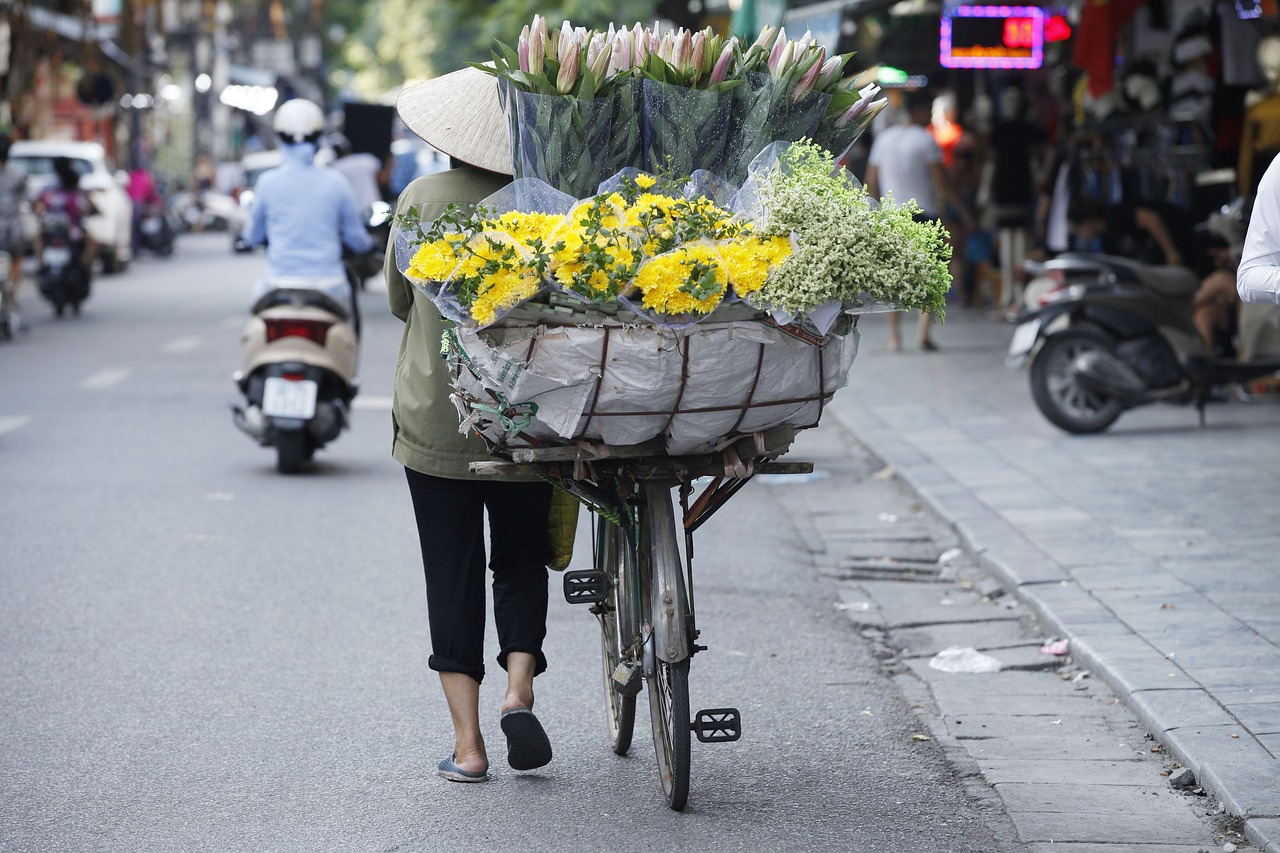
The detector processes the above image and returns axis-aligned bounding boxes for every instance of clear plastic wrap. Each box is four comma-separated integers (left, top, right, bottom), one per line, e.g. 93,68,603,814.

721,72,831,186
448,320,860,455
641,79,735,176
508,86,619,199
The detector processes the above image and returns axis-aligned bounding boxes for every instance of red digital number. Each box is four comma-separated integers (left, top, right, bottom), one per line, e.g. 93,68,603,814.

1003,17,1034,48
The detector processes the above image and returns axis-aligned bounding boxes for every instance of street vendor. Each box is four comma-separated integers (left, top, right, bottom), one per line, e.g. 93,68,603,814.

386,66,555,783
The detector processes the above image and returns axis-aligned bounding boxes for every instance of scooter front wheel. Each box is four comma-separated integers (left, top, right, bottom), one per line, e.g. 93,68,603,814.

1029,329,1125,434
276,430,310,474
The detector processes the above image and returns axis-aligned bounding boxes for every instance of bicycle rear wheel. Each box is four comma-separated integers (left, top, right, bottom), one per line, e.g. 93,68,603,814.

641,484,692,811
595,515,637,755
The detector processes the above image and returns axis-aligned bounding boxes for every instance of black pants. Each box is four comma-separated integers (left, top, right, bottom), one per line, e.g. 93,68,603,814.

404,469,552,684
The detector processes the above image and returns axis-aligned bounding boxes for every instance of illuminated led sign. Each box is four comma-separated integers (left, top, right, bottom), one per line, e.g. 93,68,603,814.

940,5,1045,69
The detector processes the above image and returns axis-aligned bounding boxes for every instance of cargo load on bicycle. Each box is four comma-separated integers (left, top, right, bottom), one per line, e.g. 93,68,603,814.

390,19,952,458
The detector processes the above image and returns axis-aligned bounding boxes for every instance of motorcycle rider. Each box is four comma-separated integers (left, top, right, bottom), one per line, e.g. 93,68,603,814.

34,157,96,276
241,98,373,332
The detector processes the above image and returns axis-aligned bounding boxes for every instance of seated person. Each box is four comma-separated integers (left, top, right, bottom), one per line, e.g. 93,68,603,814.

1192,237,1243,356
1067,195,1203,275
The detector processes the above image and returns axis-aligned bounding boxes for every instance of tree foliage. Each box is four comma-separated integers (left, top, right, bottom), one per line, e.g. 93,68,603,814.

334,0,658,98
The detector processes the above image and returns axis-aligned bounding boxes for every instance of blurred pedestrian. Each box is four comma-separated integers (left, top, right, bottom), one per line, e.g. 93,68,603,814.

127,163,161,253
0,135,26,311
865,88,970,350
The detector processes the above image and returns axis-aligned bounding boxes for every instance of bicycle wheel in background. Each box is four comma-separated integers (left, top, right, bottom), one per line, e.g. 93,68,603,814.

595,515,637,755
641,483,692,811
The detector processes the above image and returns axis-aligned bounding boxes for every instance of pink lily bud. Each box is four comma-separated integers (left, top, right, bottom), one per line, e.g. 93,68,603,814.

556,45,580,94
657,32,674,64
559,23,576,65
634,25,649,64
817,56,843,91
768,39,794,78
610,30,632,74
794,30,812,57
790,48,824,102
835,90,877,127
768,27,789,69
675,29,694,73
589,40,613,81
689,31,706,77
750,25,778,54
530,28,546,76
587,31,606,69
518,25,531,73
709,38,736,85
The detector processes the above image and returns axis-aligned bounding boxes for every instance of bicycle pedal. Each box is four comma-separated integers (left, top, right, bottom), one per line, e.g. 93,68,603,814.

693,707,742,743
562,569,609,604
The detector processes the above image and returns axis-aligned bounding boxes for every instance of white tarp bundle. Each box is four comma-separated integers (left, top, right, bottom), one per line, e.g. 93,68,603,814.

448,320,860,455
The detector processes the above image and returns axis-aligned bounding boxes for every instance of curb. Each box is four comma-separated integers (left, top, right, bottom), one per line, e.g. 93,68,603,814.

837,410,1280,852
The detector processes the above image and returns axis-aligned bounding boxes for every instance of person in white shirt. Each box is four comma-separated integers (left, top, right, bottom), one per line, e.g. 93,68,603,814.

1238,155,1280,304
865,88,969,350
329,135,385,214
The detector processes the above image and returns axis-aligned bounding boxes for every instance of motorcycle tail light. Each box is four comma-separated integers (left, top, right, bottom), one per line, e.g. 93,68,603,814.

264,318,331,345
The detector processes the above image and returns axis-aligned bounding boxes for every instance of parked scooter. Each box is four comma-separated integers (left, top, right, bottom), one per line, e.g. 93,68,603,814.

135,202,176,257
36,210,90,317
231,286,358,472
1007,253,1280,433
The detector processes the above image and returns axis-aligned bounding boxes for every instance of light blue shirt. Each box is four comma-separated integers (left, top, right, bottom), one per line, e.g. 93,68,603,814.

244,142,373,281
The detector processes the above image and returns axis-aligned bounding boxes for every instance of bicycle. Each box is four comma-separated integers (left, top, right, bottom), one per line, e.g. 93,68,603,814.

472,425,811,810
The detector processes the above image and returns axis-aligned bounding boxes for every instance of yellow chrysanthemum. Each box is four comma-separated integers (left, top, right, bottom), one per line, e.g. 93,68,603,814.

633,244,728,316
407,234,466,281
718,236,793,297
484,211,564,247
470,267,542,326
634,174,657,189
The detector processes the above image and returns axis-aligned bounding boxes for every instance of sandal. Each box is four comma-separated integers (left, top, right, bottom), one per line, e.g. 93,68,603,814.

500,708,553,771
437,753,489,783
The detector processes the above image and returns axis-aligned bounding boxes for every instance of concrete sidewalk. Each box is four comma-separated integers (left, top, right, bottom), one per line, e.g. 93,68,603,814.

828,307,1280,851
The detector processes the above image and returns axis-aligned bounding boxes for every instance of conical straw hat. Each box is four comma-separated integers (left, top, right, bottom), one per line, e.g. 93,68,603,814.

396,66,512,175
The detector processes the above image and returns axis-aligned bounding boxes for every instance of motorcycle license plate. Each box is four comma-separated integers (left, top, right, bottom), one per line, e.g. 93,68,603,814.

42,246,72,267
262,377,318,419
1008,318,1041,359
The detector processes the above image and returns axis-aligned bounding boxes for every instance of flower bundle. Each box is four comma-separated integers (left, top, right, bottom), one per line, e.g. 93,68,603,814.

749,141,952,319
479,18,887,191
399,171,795,327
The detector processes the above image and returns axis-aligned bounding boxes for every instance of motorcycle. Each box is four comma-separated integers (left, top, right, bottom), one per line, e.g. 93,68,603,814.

231,285,359,473
136,202,176,257
36,211,91,317
1007,252,1280,434
347,201,392,291
170,188,239,233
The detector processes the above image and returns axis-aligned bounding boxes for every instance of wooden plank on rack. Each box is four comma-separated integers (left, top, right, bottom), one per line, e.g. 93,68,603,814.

509,439,668,464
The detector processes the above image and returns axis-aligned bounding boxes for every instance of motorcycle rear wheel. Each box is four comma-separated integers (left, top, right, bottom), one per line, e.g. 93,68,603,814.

276,431,310,474
1029,328,1125,434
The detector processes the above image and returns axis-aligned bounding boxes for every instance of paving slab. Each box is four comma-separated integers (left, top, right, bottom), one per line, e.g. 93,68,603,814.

975,757,1167,787
1006,809,1216,845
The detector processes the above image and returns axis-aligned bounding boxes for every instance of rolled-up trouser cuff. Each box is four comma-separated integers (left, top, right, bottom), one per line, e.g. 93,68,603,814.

428,653,485,685
498,645,548,678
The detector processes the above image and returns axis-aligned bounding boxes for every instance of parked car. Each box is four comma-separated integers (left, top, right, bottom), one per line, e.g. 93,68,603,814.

9,140,133,274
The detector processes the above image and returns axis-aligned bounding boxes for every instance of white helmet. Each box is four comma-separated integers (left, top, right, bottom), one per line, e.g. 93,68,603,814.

273,99,324,144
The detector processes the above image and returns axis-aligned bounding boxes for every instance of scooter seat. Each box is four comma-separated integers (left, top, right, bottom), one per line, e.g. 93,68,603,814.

251,287,350,322
1141,265,1200,301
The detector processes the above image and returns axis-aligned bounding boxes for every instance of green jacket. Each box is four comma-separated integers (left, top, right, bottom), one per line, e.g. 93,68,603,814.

385,165,510,479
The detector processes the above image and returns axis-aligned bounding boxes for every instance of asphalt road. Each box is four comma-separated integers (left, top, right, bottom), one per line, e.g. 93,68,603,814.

0,233,1024,851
